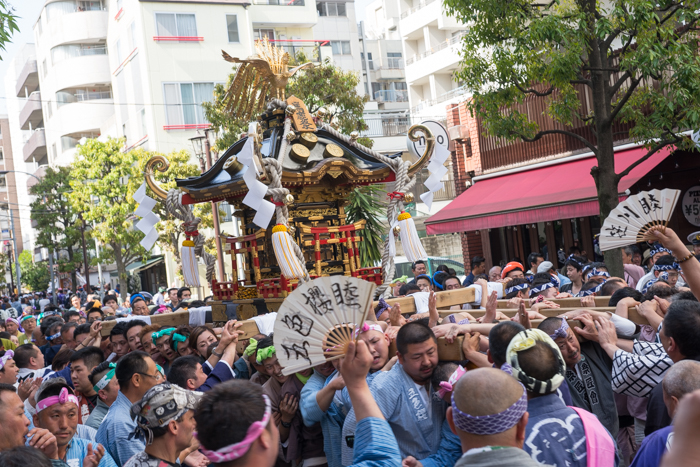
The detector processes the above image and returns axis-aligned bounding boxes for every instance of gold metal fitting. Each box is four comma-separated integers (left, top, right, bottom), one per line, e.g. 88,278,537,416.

393,225,401,237
316,108,327,117
286,105,297,115
285,131,297,142
223,156,243,175
299,132,318,149
323,144,344,158
284,193,295,205
290,144,310,163
350,131,359,141
403,192,414,204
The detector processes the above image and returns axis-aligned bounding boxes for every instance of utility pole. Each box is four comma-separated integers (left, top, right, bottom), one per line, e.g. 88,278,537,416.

7,207,20,296
92,222,103,291
48,232,56,305
79,214,91,291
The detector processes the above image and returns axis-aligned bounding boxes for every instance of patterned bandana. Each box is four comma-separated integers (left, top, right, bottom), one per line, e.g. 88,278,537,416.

197,395,271,462
649,245,672,259
390,275,408,286
505,283,529,295
451,385,527,435
437,365,467,399
131,382,201,445
506,329,566,394
152,328,176,345
653,263,679,272
528,282,555,298
93,363,117,393
375,297,391,319
548,319,569,340
586,269,611,280
0,350,13,371
46,332,61,341
576,281,606,297
36,387,79,413
20,314,36,323
566,255,583,268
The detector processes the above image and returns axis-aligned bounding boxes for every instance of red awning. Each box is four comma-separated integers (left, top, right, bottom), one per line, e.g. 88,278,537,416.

425,146,673,235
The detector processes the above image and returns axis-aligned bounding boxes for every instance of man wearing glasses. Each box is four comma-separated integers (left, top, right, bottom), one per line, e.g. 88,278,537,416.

95,351,161,465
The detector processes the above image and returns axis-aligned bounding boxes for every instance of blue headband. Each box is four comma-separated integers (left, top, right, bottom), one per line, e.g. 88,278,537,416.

46,331,61,341
653,263,679,272
566,255,583,268
586,269,611,280
529,282,555,298
130,293,146,306
506,283,529,295
576,281,606,297
642,273,673,294
649,246,672,258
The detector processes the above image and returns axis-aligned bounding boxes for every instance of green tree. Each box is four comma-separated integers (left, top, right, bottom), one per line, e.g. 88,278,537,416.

204,53,372,152
346,185,384,267
30,166,85,290
0,1,18,59
19,250,49,292
69,138,148,301
446,0,700,276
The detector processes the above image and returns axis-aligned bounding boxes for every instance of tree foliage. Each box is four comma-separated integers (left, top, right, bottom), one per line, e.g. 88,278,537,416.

19,250,49,292
346,185,385,267
30,166,84,289
68,138,148,300
445,0,700,275
204,52,371,152
0,1,18,60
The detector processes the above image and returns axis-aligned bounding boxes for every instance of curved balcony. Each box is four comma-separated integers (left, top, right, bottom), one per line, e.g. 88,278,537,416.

15,57,39,97
50,100,113,144
49,54,111,93
44,10,108,52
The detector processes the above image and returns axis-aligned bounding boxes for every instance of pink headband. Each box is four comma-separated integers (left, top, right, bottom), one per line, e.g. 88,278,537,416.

36,387,80,413
197,394,271,462
437,365,467,399
354,322,383,337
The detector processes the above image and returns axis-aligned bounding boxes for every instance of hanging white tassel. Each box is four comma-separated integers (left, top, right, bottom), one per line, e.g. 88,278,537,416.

272,224,306,279
181,239,201,287
397,211,427,262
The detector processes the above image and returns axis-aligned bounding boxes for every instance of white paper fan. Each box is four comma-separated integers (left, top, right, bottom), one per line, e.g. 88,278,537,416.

273,276,376,376
599,189,680,251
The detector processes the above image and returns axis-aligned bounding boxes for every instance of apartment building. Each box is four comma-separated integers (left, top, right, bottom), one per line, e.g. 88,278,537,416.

397,0,466,121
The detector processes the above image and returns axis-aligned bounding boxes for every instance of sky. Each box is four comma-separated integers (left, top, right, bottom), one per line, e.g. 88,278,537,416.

0,2,49,115
355,0,371,23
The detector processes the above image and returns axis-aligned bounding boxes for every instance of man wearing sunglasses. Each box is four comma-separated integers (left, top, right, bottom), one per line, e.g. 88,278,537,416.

95,351,161,466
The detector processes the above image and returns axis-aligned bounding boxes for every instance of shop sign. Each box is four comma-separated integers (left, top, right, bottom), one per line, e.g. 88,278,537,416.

682,185,700,226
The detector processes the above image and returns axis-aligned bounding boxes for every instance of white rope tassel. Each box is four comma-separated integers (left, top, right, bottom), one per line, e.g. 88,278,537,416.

397,212,427,262
181,239,201,286
271,225,306,279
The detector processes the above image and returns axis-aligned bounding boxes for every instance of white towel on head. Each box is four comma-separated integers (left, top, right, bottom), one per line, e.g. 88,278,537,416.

411,292,430,314
251,312,277,335
188,306,210,327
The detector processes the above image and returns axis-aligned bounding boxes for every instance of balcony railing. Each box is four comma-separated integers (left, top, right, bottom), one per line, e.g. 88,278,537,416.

56,90,112,108
374,89,409,103
400,0,436,19
410,85,469,113
383,58,404,69
252,0,305,5
361,114,411,137
406,33,465,66
263,40,330,62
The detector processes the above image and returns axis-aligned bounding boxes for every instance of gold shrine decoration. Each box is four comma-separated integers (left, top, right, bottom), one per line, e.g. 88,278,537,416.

222,38,314,122
286,95,317,132
144,155,170,200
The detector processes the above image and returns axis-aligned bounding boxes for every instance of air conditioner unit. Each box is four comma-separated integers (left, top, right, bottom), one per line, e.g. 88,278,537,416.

447,124,470,142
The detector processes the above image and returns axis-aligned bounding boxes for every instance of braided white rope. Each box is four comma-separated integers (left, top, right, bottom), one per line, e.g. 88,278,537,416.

165,188,217,283
319,122,416,297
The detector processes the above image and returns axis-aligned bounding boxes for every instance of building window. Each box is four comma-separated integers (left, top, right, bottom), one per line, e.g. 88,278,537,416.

163,82,216,126
46,1,104,20
331,41,351,55
254,28,275,41
317,2,347,16
0,148,4,161
221,202,233,222
226,15,239,43
140,108,147,136
155,13,197,37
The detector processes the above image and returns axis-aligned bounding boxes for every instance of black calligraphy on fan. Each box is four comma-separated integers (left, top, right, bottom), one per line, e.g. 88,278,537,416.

282,313,314,337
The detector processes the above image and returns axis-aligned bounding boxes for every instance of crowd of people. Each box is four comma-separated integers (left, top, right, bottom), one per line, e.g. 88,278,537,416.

0,227,698,466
